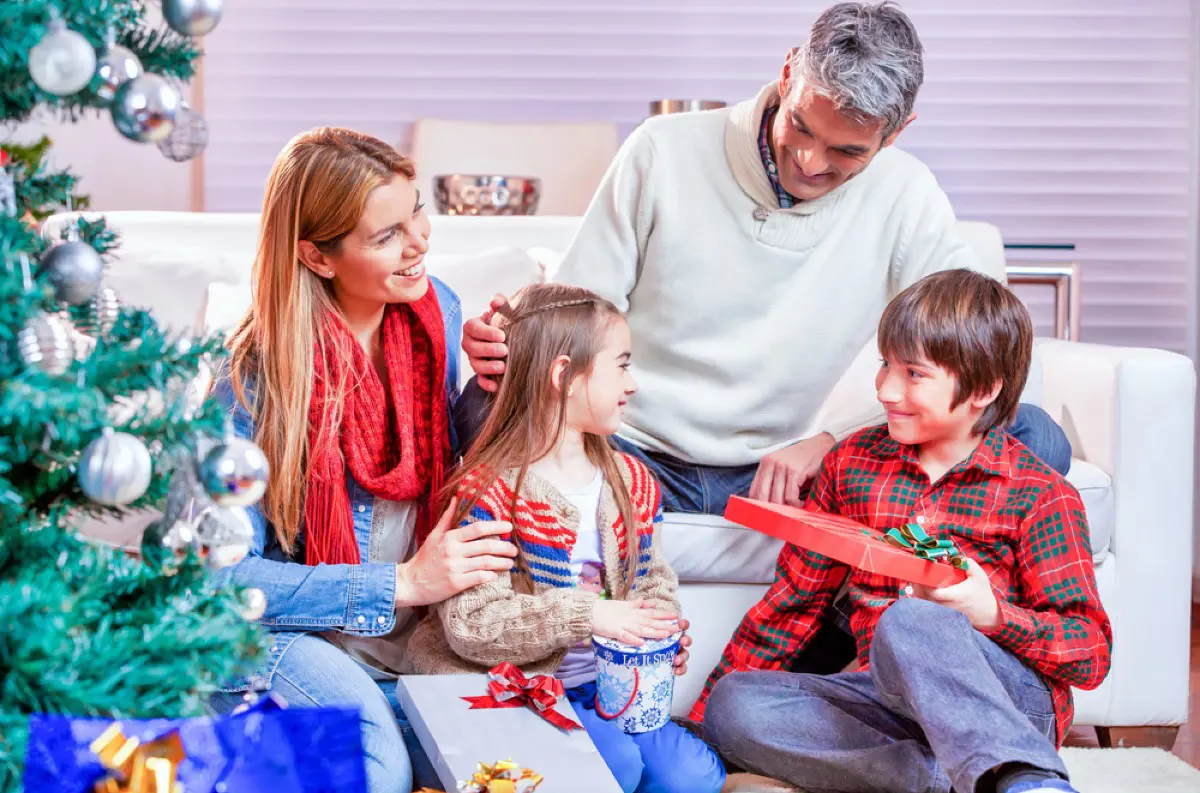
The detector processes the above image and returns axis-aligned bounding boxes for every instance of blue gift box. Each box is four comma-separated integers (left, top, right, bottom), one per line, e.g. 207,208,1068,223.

23,697,366,793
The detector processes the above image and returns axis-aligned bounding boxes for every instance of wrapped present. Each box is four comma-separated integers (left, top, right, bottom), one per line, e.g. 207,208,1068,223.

725,496,968,588
23,696,367,793
399,673,622,793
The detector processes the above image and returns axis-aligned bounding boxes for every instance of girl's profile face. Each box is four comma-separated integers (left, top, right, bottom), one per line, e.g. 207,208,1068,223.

565,318,636,436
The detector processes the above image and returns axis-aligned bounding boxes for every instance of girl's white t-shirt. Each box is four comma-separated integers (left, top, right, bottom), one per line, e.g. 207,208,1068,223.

554,468,605,688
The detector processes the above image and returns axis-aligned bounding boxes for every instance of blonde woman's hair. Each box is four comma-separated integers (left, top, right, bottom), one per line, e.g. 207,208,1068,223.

225,127,417,553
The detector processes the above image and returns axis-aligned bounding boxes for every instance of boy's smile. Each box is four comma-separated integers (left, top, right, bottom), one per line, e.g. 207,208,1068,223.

875,353,1000,465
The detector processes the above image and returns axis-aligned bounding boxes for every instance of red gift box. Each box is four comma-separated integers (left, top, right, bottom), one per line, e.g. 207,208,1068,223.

724,496,968,588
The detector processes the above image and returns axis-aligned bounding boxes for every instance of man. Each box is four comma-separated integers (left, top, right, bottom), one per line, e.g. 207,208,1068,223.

461,1,1071,519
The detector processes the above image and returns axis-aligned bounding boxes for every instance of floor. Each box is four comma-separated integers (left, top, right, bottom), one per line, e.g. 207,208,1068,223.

1063,605,1199,767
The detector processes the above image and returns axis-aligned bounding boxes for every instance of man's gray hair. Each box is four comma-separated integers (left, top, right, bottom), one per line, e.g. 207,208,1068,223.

790,2,924,138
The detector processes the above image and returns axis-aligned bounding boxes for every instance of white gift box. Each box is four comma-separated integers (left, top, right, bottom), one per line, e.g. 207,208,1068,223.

397,674,622,792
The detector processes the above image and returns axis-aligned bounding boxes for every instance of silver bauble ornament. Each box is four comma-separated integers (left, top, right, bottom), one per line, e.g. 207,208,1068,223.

78,427,153,506
88,286,121,336
92,43,142,104
111,73,180,143
140,518,192,574
199,438,270,507
29,17,97,96
195,505,253,569
240,588,268,621
18,313,73,376
37,240,104,305
156,103,208,162
163,0,223,36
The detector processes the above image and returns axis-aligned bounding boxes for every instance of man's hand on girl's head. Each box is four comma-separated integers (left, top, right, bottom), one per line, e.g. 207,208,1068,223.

463,293,512,392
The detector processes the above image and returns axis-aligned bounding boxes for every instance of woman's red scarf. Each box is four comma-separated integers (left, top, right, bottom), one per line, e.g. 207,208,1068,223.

304,289,449,566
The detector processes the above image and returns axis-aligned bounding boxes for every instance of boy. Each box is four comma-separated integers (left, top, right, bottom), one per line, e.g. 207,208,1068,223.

693,269,1111,793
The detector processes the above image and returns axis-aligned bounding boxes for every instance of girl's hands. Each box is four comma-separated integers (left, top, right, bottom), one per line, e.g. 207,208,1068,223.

592,599,679,646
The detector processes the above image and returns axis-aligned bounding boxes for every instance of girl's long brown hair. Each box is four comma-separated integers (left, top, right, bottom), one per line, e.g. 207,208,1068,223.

224,127,417,554
444,284,641,596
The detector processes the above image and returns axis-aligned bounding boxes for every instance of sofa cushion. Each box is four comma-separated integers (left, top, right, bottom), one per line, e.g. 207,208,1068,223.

661,456,1114,585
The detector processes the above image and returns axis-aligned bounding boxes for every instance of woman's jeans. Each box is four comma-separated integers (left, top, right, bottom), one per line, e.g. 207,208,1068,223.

212,634,438,793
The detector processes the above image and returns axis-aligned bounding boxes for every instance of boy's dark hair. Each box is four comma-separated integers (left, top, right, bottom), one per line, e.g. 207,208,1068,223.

878,269,1033,434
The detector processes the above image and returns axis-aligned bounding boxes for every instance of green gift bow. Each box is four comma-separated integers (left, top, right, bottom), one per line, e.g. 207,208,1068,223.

883,522,969,571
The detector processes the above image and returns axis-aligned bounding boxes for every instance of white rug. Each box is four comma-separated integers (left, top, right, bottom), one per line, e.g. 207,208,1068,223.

1062,747,1200,793
723,748,1200,793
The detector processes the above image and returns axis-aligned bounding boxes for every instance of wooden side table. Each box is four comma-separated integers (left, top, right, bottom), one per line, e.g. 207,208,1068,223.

1005,262,1082,341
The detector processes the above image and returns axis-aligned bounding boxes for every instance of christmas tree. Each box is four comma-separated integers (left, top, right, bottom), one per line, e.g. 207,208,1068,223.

0,3,265,789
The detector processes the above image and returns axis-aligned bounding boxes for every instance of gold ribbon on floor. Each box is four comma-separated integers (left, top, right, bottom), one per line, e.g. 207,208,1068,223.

89,723,186,793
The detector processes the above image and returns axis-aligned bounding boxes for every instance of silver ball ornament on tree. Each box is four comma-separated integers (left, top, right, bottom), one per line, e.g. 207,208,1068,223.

37,239,104,305
88,286,121,337
157,103,208,162
112,73,180,143
163,0,223,36
140,518,193,574
199,438,270,507
92,38,143,105
78,428,153,506
240,588,268,621
18,313,73,376
28,15,97,96
195,504,254,569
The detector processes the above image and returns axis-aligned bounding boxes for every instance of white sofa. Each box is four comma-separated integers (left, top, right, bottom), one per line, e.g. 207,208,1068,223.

45,211,1196,746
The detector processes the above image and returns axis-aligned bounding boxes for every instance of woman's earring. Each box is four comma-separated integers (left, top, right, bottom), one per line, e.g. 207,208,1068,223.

325,270,334,278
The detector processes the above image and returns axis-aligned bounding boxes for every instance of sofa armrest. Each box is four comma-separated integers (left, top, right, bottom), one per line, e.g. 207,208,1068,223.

1036,339,1196,725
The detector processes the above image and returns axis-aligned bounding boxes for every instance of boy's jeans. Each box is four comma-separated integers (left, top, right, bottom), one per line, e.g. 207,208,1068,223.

703,598,1069,793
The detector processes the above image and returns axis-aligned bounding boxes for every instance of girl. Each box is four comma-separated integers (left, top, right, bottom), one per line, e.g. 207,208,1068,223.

406,284,726,793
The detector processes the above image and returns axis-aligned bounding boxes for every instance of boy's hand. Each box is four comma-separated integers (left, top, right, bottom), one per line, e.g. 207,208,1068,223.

749,433,835,506
592,599,679,647
910,557,1001,631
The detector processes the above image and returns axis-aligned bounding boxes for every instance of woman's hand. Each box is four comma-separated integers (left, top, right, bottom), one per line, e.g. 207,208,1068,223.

394,498,518,608
592,599,679,647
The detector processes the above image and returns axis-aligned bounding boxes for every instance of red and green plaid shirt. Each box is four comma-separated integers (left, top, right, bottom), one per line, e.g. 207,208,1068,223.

690,424,1112,747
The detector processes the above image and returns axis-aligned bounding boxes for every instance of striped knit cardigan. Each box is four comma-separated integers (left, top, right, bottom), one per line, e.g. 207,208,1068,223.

404,453,678,675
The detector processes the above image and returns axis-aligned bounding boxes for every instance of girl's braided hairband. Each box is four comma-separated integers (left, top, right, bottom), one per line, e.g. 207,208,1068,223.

494,297,597,323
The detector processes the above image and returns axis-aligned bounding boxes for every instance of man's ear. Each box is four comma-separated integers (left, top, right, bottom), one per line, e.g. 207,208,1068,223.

777,47,799,100
881,113,916,149
297,240,332,279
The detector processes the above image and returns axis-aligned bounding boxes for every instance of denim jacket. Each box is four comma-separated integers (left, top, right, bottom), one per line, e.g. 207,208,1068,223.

211,277,462,691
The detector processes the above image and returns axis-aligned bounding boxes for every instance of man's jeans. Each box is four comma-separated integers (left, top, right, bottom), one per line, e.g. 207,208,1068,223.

703,598,1069,793
611,403,1072,516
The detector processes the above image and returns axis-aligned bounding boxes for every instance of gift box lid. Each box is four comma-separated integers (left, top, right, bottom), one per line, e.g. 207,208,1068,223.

725,496,968,589
397,674,623,792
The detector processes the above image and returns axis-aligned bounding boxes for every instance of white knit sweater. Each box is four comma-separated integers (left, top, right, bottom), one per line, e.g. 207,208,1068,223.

555,83,1004,466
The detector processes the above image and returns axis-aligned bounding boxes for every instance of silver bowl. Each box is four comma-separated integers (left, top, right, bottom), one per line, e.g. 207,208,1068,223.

649,99,727,116
433,175,541,216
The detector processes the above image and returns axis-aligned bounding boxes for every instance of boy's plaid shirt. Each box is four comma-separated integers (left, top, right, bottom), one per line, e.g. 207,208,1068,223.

690,424,1112,747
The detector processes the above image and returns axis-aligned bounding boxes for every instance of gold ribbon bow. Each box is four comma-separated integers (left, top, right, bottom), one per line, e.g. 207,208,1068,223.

429,758,543,793
89,723,186,793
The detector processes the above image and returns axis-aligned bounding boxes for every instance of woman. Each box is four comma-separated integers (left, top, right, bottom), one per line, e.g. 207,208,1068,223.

210,127,517,793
